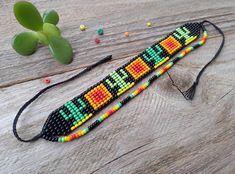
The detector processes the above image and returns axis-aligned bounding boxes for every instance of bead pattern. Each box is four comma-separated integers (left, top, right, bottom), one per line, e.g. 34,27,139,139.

160,36,182,54
57,30,208,142
125,57,150,80
41,23,202,142
85,83,112,110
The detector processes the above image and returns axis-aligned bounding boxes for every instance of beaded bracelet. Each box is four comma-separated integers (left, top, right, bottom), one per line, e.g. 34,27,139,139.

13,20,225,143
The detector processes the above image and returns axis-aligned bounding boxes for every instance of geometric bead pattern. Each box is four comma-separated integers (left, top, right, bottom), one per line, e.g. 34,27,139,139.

160,36,182,55
125,57,151,80
143,45,166,67
173,27,195,44
41,22,202,142
85,83,112,110
58,29,209,143
105,69,131,93
59,99,88,126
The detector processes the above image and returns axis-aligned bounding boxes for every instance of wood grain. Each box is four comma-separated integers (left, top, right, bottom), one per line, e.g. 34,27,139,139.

0,0,235,174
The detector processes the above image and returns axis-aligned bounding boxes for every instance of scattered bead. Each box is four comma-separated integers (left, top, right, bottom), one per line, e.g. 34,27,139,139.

124,32,129,37
97,28,104,35
95,38,101,44
80,24,87,31
147,22,152,27
43,78,51,85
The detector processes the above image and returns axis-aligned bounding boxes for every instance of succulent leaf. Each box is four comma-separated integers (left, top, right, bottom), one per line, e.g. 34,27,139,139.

12,32,38,56
14,1,43,31
48,36,73,64
12,1,73,64
43,23,61,37
43,10,59,25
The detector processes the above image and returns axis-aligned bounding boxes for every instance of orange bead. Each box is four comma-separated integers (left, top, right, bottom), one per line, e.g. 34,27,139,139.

124,32,129,37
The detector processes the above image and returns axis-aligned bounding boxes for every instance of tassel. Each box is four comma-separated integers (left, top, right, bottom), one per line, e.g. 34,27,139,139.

181,82,197,100
167,72,197,100
167,20,225,100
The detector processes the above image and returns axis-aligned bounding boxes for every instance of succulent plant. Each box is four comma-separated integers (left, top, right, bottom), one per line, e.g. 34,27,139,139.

12,1,73,64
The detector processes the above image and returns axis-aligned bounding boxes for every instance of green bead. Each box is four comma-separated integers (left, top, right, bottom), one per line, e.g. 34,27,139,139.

84,128,89,133
59,137,64,142
97,28,104,35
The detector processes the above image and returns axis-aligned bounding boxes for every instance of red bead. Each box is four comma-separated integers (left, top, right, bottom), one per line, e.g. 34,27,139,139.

108,110,113,115
71,134,76,139
163,67,167,72
95,38,101,44
43,78,51,84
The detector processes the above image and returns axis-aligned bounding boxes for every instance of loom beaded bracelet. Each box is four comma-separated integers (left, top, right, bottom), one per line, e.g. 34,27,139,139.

13,20,225,143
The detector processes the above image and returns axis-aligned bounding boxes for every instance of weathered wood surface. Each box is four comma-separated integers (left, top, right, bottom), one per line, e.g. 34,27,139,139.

0,0,235,174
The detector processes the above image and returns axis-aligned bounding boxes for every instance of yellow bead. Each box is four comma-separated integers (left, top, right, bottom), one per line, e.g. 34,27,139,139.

101,115,106,120
114,105,119,110
147,22,152,27
133,91,138,96
80,25,87,31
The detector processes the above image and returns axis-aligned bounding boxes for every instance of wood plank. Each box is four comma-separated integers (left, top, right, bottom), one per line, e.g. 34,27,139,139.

0,0,235,87
0,0,235,174
0,31,234,173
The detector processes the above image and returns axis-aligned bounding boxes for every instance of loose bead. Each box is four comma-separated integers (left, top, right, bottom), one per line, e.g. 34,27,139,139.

97,28,104,35
95,38,101,44
124,32,129,37
80,24,87,31
147,22,152,27
43,78,51,85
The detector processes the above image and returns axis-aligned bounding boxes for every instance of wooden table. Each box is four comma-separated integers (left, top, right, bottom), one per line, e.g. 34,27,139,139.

0,0,235,173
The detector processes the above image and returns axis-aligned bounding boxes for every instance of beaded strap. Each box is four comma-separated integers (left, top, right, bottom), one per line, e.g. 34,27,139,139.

42,23,201,141
58,31,208,142
13,21,225,143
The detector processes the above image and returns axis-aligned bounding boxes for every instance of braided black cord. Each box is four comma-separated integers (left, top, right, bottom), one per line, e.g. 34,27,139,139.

195,20,225,84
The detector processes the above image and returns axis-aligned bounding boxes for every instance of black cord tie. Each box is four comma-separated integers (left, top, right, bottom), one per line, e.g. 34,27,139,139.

167,20,225,100
13,55,112,142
